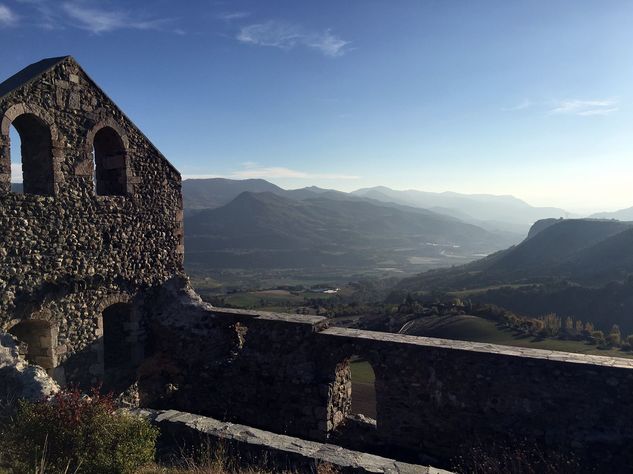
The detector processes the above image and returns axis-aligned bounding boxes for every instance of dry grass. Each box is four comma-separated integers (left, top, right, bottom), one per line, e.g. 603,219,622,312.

138,441,340,474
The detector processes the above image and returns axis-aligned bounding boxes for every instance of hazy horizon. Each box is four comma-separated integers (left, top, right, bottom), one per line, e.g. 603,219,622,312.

2,0,631,214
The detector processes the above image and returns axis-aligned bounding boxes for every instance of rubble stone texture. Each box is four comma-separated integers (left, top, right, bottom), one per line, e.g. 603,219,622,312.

0,57,183,387
0,332,59,400
2,58,633,473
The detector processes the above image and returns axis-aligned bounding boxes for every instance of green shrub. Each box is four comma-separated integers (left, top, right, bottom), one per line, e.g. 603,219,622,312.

2,387,158,474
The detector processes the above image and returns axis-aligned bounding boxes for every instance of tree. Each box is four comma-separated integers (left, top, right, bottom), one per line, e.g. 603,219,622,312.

564,317,574,336
541,313,561,337
607,324,622,347
575,320,584,334
591,330,605,346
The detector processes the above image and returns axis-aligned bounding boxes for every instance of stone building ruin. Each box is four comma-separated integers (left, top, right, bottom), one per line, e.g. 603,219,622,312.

2,57,633,473
0,56,183,388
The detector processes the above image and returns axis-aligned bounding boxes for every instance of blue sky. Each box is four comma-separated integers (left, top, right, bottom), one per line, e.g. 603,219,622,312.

1,0,632,212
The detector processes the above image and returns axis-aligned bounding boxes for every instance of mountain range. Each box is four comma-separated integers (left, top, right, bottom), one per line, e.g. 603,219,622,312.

183,178,577,271
184,190,515,271
183,179,571,235
181,178,633,274
351,186,570,234
396,218,633,291
392,217,633,332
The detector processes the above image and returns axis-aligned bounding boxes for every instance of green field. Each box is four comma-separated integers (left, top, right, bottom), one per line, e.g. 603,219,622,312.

351,359,376,384
447,283,538,298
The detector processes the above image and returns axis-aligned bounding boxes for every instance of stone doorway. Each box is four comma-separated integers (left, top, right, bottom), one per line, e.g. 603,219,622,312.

102,302,137,392
8,319,57,375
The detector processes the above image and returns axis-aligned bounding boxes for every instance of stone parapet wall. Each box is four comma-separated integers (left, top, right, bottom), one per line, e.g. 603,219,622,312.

317,328,633,470
134,408,447,474
143,281,633,472
138,278,331,439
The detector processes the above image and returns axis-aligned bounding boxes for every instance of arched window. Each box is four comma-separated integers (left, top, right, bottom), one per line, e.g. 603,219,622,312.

93,126,128,196
349,356,377,419
9,319,57,374
9,123,23,193
9,113,54,195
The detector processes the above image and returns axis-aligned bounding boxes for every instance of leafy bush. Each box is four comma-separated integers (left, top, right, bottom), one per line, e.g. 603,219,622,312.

2,387,158,474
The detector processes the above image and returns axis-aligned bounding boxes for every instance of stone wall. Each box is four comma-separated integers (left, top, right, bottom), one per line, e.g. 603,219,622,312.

0,57,183,387
142,280,633,473
3,58,632,472
135,408,447,474
138,278,331,439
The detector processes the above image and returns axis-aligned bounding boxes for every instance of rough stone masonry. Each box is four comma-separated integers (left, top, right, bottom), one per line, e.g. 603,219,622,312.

0,57,183,388
1,57,633,473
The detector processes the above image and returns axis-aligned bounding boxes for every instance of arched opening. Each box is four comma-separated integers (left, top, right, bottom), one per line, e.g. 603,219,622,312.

9,124,23,193
102,303,137,391
9,113,54,195
8,319,57,374
328,355,377,437
350,356,377,419
93,126,128,196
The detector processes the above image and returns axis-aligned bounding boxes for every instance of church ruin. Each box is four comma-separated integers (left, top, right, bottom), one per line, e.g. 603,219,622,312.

1,57,633,472
0,57,183,389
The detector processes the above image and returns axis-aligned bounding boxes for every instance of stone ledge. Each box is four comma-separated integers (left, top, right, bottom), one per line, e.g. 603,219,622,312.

319,327,633,369
134,408,449,474
210,306,328,327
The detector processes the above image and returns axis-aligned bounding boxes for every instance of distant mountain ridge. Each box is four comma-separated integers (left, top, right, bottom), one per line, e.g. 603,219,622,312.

184,190,518,271
590,206,633,221
352,186,570,234
182,178,573,236
396,218,633,291
183,178,284,209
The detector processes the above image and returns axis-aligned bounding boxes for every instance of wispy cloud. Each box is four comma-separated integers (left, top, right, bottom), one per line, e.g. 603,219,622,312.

181,173,223,180
0,4,18,27
502,99,532,112
61,2,177,34
14,1,180,34
15,0,57,29
182,164,360,181
217,11,251,22
231,164,360,180
237,20,350,57
550,99,619,116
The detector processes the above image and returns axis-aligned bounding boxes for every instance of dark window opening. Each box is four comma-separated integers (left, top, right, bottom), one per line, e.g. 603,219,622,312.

102,303,135,391
10,114,54,195
93,127,127,196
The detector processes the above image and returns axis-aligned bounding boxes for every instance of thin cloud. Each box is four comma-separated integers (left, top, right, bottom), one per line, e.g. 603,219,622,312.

217,11,251,22
181,173,223,180
231,165,359,180
502,99,531,112
0,4,18,26
550,99,619,116
237,20,350,57
62,2,176,33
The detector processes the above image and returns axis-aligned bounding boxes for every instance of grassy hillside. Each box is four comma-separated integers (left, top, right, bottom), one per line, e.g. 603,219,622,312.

399,314,633,359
